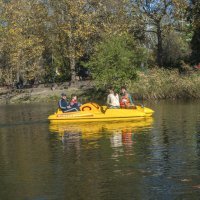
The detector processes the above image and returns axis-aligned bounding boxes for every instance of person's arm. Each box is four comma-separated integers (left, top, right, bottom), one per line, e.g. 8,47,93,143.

116,94,120,103
116,94,120,106
116,93,119,100
128,94,134,104
66,101,72,109
59,99,67,110
107,95,111,106
70,100,74,106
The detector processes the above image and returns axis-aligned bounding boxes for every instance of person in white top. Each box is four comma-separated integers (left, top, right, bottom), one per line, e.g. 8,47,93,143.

107,87,120,108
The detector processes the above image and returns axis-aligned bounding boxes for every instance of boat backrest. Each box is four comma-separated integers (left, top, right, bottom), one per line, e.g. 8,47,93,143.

80,102,101,112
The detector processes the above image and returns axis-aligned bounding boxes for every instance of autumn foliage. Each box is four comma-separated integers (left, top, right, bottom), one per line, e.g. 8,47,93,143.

0,0,198,87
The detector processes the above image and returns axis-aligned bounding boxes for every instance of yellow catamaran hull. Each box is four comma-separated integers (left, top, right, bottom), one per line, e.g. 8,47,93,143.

48,102,154,123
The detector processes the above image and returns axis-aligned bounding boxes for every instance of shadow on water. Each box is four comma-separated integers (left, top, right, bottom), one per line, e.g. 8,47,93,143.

0,103,56,128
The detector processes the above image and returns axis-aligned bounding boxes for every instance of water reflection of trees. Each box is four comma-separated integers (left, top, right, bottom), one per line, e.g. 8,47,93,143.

143,101,200,197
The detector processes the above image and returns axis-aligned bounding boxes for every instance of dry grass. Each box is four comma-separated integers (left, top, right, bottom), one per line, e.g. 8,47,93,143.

129,68,200,99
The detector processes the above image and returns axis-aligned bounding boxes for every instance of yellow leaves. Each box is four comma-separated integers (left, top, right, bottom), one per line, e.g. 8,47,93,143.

172,0,189,19
173,0,188,9
0,0,47,84
54,0,99,60
54,0,131,64
8,27,22,35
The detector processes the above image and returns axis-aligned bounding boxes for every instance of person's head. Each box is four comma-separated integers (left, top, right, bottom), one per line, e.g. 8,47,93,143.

61,93,67,99
108,87,114,94
124,91,128,97
71,94,77,100
121,86,127,94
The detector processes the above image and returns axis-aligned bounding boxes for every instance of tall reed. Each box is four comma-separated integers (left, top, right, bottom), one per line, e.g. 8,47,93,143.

129,68,200,99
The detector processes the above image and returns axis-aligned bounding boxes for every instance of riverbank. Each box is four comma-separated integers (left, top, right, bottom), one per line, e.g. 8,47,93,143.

1,68,200,105
0,81,94,104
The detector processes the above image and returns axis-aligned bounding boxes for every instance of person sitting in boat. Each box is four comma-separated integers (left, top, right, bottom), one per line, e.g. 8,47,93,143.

58,93,78,112
120,86,135,108
70,94,81,111
107,87,120,109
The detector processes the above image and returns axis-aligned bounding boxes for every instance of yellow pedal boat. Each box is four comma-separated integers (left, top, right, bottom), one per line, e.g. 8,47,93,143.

48,102,154,123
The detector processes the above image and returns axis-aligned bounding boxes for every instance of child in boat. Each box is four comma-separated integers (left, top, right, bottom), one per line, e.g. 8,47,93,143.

120,86,135,108
120,91,130,108
70,94,81,111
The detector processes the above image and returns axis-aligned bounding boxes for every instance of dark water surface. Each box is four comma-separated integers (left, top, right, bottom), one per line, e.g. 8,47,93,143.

0,101,200,200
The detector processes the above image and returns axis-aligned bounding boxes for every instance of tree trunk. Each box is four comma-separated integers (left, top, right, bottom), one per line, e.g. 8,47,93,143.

156,22,163,67
70,56,76,82
68,17,76,82
68,35,76,82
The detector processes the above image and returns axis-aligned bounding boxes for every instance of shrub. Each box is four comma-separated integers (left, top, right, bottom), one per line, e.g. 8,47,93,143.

84,34,148,90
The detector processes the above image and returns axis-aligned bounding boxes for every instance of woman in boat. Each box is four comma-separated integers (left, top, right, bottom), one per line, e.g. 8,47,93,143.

120,86,135,108
107,87,120,108
58,93,79,112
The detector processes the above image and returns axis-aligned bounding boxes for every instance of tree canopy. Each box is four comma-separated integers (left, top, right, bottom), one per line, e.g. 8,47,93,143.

0,0,198,86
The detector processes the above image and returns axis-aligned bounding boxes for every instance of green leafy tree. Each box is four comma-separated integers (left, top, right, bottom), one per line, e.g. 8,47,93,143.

162,30,191,67
84,34,147,89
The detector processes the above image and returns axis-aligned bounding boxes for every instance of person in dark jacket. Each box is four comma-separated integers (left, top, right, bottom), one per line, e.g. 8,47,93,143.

58,93,78,112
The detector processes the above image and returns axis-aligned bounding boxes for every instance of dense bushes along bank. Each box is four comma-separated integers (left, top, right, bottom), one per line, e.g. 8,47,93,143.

128,68,200,100
1,68,200,104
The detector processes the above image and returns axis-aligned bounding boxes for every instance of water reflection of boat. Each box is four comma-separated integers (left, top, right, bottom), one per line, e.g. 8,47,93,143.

49,118,153,141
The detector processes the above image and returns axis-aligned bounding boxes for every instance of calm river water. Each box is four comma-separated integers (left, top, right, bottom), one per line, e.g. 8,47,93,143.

0,100,200,200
